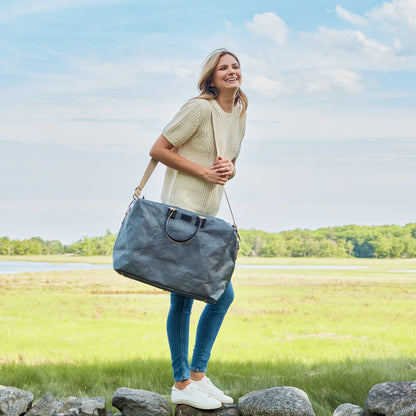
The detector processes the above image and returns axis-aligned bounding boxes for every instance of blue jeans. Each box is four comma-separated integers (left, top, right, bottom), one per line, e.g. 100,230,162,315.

166,283,234,382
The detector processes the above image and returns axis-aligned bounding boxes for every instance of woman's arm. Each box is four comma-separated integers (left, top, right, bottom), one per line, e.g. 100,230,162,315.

149,135,231,185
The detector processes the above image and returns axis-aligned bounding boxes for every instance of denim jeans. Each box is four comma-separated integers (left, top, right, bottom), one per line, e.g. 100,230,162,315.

166,282,234,382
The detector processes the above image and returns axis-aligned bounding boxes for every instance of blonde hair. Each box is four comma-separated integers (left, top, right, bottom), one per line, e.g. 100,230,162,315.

197,48,248,117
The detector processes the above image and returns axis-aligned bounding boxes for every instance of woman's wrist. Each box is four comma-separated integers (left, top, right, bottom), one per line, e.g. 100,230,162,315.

199,166,210,181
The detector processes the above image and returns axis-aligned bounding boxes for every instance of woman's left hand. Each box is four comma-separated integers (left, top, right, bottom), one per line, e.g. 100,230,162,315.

211,156,235,179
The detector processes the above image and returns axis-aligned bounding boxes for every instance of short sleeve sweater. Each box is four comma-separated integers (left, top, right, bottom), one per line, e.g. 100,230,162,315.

161,98,246,216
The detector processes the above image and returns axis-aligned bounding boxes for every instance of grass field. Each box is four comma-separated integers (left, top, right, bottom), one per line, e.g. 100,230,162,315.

1,256,416,415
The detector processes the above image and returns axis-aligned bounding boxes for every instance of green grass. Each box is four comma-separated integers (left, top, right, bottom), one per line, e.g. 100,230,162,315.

1,257,416,415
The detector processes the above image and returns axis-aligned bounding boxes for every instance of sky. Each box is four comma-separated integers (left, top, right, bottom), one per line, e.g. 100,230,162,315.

0,0,415,244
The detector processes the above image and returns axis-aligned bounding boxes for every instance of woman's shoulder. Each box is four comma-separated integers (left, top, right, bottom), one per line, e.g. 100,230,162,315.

185,97,212,111
178,98,212,121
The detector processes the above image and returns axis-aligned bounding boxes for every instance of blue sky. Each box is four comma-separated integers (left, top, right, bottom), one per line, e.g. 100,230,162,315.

0,0,415,243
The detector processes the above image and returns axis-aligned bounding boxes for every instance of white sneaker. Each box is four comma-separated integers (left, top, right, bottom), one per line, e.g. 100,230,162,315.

171,383,222,410
192,376,234,404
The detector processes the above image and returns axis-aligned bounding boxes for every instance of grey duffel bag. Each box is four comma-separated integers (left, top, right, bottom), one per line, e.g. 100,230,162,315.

113,158,239,304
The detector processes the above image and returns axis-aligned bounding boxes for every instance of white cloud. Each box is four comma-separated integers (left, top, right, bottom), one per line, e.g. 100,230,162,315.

246,68,367,97
334,0,416,52
303,26,394,64
367,0,416,29
249,75,289,98
8,55,196,100
335,5,369,27
303,69,365,94
65,57,195,91
366,0,416,51
246,12,289,46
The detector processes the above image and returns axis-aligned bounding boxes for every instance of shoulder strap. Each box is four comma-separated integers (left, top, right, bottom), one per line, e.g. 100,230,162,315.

210,104,239,231
134,157,158,198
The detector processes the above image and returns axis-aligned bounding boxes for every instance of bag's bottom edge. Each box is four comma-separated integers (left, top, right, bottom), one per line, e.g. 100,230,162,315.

113,268,218,304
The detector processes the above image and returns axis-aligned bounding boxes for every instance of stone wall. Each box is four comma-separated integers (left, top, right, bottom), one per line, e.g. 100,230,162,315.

1,381,415,416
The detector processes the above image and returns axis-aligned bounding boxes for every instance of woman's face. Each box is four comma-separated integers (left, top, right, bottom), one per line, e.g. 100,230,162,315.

211,54,242,96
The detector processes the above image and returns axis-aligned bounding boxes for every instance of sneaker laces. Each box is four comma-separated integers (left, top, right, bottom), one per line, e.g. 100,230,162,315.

203,377,224,395
188,383,214,399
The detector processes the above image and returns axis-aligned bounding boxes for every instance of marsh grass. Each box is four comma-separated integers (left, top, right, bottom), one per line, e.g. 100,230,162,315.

1,257,416,415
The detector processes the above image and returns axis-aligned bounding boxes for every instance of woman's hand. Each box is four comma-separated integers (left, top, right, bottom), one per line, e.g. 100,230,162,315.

203,167,229,185
205,156,235,185
150,136,235,186
213,156,234,177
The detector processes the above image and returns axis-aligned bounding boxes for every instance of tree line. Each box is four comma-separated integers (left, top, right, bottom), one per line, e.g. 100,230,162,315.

1,224,416,258
0,230,116,256
238,223,416,258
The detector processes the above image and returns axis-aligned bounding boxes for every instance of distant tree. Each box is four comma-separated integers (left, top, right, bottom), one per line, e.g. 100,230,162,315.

0,237,12,255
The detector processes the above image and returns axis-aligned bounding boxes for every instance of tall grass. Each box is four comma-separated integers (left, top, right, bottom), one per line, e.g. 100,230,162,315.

1,257,416,415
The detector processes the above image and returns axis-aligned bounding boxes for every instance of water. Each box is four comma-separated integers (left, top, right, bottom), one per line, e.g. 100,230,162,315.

0,261,368,274
0,261,111,274
236,264,367,270
2,261,415,275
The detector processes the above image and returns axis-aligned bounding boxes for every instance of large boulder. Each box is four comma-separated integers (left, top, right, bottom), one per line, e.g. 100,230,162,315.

0,385,34,416
51,397,106,416
365,381,416,416
238,386,315,416
112,388,172,416
26,393,63,416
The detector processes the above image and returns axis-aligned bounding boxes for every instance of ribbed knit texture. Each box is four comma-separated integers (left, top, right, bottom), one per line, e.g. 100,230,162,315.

161,98,246,216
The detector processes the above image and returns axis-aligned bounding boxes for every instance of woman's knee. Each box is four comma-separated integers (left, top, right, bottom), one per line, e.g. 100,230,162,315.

219,283,234,308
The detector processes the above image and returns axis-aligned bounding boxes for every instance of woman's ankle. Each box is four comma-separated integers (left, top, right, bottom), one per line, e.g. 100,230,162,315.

174,379,192,390
190,371,206,381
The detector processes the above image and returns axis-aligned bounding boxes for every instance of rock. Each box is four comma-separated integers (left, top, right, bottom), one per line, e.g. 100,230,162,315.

333,404,364,416
112,388,172,416
365,381,416,416
52,397,106,416
0,385,34,416
238,386,315,416
175,404,239,416
26,393,63,416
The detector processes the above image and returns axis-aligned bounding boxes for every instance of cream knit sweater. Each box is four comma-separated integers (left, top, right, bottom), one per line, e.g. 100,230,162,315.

161,98,246,216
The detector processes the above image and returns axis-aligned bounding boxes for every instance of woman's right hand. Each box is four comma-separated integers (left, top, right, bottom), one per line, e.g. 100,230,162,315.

151,135,232,186
202,166,229,185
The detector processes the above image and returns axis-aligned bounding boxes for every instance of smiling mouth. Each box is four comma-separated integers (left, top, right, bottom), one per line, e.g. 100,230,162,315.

226,78,238,82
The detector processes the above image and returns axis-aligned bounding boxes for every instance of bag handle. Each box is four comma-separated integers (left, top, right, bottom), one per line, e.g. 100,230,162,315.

131,100,239,231
164,208,206,243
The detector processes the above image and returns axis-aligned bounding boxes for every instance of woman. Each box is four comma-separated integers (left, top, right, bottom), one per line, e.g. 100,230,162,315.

150,48,248,410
